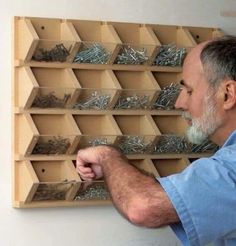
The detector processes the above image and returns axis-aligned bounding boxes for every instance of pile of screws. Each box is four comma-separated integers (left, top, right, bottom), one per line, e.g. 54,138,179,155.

32,93,71,108
75,183,110,200
154,135,191,154
33,181,73,201
118,136,151,154
191,140,219,153
154,43,187,66
115,94,150,109
115,46,149,65
153,83,181,110
33,43,70,62
74,43,111,64
73,91,111,110
88,137,109,146
32,136,71,155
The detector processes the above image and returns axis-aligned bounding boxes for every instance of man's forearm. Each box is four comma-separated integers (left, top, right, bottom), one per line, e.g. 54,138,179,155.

100,147,179,227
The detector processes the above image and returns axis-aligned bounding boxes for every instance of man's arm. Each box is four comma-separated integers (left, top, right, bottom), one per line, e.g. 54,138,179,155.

76,146,180,227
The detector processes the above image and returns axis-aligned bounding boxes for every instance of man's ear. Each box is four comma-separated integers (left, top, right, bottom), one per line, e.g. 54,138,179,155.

223,80,236,110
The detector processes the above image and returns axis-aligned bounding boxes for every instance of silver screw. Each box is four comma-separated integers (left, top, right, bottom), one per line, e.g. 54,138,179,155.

74,43,111,64
115,94,150,109
75,184,110,200
153,83,181,110
73,91,111,110
154,43,187,66
118,136,151,154
115,45,149,65
154,135,191,154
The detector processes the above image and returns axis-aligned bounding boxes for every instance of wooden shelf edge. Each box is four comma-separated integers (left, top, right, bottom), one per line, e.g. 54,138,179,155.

15,153,213,161
13,199,112,208
14,60,183,72
14,108,183,115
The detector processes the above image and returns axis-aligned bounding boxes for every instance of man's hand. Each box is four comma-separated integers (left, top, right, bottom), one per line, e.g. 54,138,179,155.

76,145,120,181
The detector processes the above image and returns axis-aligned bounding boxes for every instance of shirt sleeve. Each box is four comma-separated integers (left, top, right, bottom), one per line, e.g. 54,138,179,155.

158,147,236,246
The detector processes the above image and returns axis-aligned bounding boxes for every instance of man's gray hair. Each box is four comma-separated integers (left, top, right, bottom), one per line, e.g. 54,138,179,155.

200,35,236,89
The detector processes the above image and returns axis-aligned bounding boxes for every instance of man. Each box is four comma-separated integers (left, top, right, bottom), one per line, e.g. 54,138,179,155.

76,36,236,246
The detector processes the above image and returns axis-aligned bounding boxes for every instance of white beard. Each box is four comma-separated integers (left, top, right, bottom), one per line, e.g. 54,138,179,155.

182,90,222,145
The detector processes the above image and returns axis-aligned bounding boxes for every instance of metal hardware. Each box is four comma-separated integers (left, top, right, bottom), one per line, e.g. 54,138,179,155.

32,93,71,108
74,43,110,64
32,136,71,155
115,94,150,109
153,83,181,110
73,91,111,110
115,45,149,65
33,43,71,62
75,183,110,200
154,43,187,66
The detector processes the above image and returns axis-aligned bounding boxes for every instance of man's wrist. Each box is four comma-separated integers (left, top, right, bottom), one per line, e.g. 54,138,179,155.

96,145,123,166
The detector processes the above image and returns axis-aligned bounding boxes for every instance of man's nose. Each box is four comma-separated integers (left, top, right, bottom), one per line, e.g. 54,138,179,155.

175,90,188,110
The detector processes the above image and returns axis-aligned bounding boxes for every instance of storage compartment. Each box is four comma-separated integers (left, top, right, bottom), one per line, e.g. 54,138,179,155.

14,160,81,204
69,20,121,64
114,115,160,154
152,158,190,177
15,67,80,109
152,72,182,110
114,71,160,109
74,181,110,201
108,22,159,65
185,27,224,44
147,24,196,47
32,40,78,63
72,70,121,109
152,72,182,88
73,115,121,149
152,115,187,134
152,116,189,154
14,17,80,62
15,114,81,156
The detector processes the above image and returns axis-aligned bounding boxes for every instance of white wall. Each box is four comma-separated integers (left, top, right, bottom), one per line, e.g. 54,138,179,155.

1,0,236,245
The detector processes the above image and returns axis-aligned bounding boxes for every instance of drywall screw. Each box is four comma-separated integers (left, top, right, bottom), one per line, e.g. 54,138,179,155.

88,137,109,146
75,184,110,200
191,140,218,153
32,136,71,155
32,92,71,108
33,181,75,201
154,43,187,66
33,43,71,62
73,91,111,110
154,135,191,154
115,45,149,65
153,83,181,110
74,43,111,64
115,94,150,109
118,136,151,154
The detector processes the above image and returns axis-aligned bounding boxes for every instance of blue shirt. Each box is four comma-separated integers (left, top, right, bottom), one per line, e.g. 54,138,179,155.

158,130,236,246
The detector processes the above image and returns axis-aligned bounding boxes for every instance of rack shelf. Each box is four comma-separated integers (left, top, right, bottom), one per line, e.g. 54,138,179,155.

13,16,223,208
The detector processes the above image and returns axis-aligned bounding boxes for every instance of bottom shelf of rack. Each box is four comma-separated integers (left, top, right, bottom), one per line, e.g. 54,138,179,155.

13,157,196,208
13,199,112,208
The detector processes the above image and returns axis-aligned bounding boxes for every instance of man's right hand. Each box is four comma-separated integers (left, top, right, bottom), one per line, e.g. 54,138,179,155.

76,146,104,181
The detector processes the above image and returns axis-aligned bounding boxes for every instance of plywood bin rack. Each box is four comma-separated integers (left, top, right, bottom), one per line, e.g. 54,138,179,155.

13,16,222,208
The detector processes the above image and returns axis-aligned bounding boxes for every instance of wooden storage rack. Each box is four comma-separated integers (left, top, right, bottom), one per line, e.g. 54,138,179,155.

13,16,223,208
